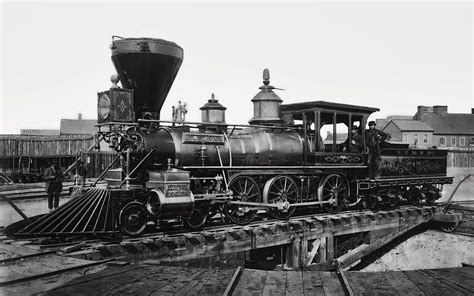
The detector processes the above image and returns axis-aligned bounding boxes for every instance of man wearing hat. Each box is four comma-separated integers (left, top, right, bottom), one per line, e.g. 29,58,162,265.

44,161,63,211
342,125,363,152
365,121,389,180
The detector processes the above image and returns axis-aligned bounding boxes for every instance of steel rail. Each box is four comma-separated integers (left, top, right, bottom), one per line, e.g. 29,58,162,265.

0,258,114,287
0,250,57,264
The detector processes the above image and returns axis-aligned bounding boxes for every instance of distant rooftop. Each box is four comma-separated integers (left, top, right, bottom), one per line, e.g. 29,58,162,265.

421,113,474,135
414,105,474,135
387,119,433,132
60,113,97,135
20,129,60,136
377,115,416,130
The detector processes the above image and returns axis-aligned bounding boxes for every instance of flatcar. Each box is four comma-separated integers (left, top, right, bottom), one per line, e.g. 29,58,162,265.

12,37,452,238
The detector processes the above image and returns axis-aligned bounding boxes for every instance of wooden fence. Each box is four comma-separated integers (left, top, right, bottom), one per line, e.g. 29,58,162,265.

447,151,474,167
81,151,121,178
0,136,94,157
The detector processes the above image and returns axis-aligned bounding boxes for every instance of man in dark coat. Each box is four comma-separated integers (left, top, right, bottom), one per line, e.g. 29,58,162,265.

341,125,364,152
365,121,389,179
44,162,63,210
76,160,87,186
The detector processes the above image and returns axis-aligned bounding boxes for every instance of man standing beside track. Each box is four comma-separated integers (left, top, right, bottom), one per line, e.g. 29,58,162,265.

44,161,63,211
76,160,87,186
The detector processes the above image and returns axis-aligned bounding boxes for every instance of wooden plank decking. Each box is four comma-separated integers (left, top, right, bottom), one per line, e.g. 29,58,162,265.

12,264,470,295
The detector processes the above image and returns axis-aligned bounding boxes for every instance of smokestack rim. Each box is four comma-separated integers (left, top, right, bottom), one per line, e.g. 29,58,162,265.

111,37,183,59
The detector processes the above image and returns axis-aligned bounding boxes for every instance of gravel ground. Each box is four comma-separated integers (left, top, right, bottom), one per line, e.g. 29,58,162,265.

441,167,474,202
363,230,474,272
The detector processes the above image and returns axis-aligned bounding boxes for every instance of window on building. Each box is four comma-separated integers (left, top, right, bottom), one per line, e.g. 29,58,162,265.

470,137,474,146
439,137,446,146
414,134,418,145
460,137,465,146
451,137,456,146
423,134,428,144
402,133,407,143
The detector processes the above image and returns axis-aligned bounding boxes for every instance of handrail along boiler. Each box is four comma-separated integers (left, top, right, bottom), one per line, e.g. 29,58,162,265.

13,36,454,238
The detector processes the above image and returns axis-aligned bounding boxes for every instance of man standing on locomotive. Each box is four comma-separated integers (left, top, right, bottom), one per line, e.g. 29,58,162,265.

365,121,389,180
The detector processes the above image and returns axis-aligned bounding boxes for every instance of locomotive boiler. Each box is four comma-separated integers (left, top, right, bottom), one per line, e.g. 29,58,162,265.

11,36,453,238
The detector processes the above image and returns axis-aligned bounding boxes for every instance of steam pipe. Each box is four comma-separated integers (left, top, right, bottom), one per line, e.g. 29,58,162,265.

125,148,131,189
137,119,301,130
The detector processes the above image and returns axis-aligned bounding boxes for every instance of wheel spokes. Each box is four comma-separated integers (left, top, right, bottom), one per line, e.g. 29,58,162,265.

226,176,261,225
265,176,298,219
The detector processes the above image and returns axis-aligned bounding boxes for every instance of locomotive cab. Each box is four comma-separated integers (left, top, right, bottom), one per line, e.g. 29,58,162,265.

281,101,379,166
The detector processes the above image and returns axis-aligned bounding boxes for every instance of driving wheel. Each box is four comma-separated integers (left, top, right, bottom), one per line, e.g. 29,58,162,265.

263,175,298,219
318,174,349,213
224,176,261,225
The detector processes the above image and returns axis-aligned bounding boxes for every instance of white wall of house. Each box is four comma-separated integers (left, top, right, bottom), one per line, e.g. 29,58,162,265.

400,131,433,147
433,134,474,150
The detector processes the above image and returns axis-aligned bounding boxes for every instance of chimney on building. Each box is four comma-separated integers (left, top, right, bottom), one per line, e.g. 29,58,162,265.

78,113,82,120
415,105,433,120
433,106,448,115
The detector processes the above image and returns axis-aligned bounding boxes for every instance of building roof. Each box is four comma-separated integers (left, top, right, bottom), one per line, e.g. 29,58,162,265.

376,119,390,129
20,129,60,136
377,115,416,130
388,119,433,132
60,119,97,135
422,113,474,135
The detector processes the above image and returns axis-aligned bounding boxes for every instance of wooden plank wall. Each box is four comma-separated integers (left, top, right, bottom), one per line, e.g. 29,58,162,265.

447,151,474,167
0,137,94,157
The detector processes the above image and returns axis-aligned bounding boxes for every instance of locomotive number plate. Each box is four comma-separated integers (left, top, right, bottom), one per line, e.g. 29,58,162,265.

165,184,190,197
182,133,225,144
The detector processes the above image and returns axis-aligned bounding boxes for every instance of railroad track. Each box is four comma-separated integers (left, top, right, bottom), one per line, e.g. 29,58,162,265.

6,206,414,249
0,249,114,287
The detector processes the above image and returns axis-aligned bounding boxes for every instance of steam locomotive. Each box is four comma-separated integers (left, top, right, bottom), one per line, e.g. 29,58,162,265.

13,37,453,238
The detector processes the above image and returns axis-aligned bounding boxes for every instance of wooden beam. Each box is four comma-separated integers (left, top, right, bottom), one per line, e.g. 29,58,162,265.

327,235,335,261
223,266,242,296
304,239,321,267
319,236,327,263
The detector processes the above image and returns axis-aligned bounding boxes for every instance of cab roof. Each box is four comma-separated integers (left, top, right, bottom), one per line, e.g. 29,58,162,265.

281,100,380,115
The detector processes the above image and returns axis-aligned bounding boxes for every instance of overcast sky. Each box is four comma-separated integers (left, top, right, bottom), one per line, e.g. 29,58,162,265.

1,1,472,134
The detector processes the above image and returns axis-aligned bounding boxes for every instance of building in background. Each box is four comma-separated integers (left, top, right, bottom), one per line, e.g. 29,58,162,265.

381,119,433,148
20,129,60,136
0,114,97,182
377,106,474,151
60,114,96,136
414,106,474,151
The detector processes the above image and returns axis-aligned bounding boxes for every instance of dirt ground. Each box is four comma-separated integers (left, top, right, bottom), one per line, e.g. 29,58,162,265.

440,167,474,202
363,230,474,272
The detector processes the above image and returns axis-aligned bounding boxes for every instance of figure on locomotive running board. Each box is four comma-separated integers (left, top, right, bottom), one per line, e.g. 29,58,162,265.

365,121,389,180
44,161,63,211
341,125,364,153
